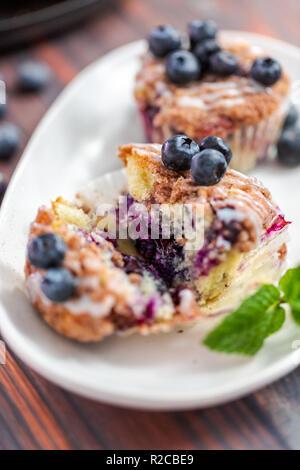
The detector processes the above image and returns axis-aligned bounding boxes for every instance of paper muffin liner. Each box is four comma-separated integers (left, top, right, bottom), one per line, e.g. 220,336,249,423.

228,99,289,173
139,99,289,174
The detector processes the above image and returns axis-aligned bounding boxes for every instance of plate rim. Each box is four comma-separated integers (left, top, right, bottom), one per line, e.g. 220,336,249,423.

1,32,300,410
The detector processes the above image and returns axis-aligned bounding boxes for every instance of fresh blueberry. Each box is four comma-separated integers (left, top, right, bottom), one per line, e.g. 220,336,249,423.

0,172,7,202
283,104,298,130
28,233,67,269
166,50,201,84
209,51,239,75
41,268,77,302
193,39,220,65
277,127,300,166
18,61,51,92
0,103,6,119
189,20,218,48
199,135,232,164
250,57,282,86
191,149,227,186
148,25,182,58
0,123,20,161
162,134,199,171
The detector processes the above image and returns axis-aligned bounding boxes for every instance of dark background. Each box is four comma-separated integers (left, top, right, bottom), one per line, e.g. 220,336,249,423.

0,0,300,450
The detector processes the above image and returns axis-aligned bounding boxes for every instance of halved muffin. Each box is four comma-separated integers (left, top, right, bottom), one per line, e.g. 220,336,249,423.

25,199,200,342
119,143,289,314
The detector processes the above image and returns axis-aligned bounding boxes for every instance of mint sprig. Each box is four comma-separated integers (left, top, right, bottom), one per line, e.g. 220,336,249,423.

279,266,300,324
203,266,300,356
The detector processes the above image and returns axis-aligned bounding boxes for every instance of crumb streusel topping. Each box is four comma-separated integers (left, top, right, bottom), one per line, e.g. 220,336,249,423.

25,203,200,342
119,142,285,251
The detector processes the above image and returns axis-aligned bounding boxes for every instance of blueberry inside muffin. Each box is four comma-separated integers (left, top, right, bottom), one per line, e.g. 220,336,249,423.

25,198,200,342
119,138,289,315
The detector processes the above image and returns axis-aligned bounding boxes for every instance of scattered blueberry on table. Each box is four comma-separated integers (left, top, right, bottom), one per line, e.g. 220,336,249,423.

283,104,298,130
17,60,52,92
0,172,7,202
0,123,20,161
277,127,300,167
0,59,52,193
277,104,300,166
0,103,6,120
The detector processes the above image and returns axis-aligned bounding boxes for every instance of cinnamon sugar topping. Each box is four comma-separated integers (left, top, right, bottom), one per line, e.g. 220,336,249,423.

119,143,282,250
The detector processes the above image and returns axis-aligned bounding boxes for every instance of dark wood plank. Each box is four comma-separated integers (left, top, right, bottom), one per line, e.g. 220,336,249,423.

0,0,300,450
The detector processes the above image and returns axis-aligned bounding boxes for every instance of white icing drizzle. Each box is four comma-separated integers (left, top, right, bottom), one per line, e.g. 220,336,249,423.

155,81,172,97
27,273,50,304
79,275,100,290
132,143,162,161
64,295,115,317
26,272,117,318
176,78,268,111
176,96,206,109
179,289,194,314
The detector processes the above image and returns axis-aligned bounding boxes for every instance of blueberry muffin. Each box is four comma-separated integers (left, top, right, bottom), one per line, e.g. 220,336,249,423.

119,136,289,314
135,21,290,173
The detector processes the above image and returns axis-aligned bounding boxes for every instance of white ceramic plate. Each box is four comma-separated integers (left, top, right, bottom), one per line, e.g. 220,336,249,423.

1,32,300,411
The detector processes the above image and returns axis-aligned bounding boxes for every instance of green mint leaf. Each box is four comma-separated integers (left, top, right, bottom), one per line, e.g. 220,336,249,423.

279,266,300,324
203,285,284,355
289,303,300,324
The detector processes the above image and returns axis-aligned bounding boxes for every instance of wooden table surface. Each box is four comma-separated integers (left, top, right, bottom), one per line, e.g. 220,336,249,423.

1,0,300,450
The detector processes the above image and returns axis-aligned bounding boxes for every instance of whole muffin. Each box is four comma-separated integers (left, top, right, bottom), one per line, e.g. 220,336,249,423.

135,23,290,173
